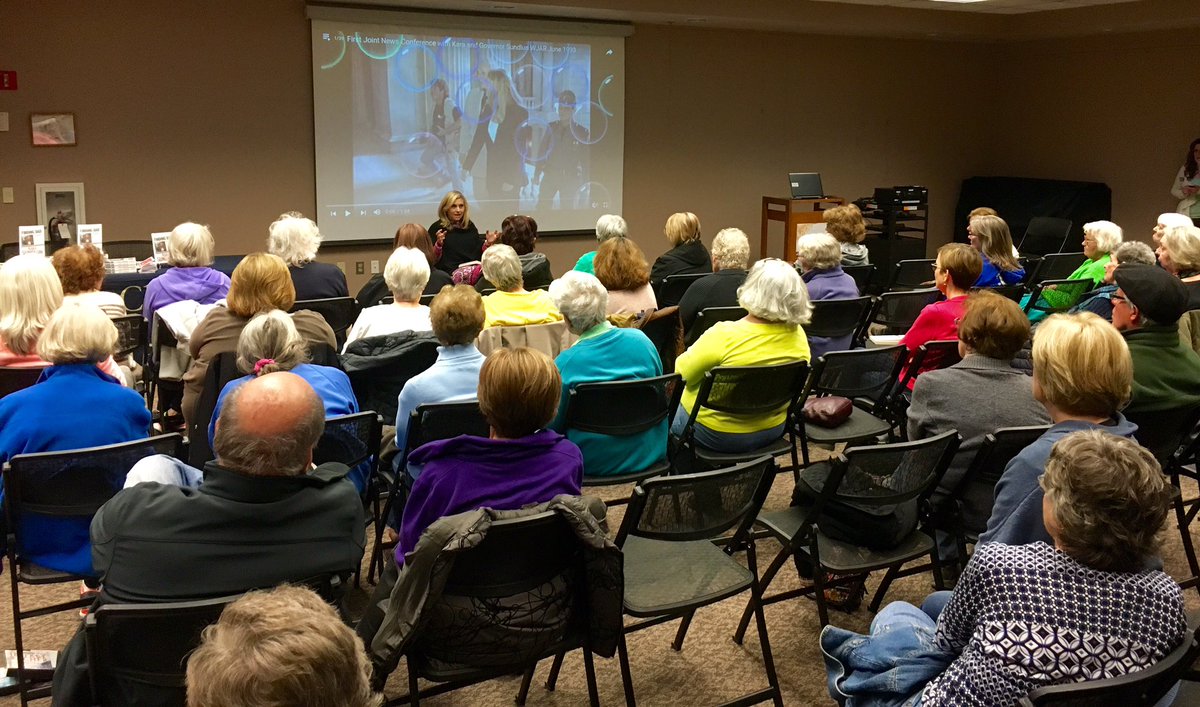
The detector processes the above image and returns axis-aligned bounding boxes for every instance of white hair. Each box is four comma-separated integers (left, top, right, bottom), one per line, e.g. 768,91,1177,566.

384,246,431,302
267,214,322,267
37,302,116,364
168,222,216,267
795,233,842,271
595,214,627,243
549,271,608,334
1083,220,1123,253
237,311,308,375
481,244,523,291
737,258,812,326
1158,213,1193,229
0,254,64,355
711,228,750,270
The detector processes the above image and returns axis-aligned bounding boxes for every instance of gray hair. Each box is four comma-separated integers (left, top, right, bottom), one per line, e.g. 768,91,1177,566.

384,246,430,302
711,228,750,271
1112,241,1155,267
213,379,325,477
595,214,627,243
738,258,812,326
38,302,117,364
1083,220,1123,253
481,244,523,291
1158,212,1193,229
267,214,322,267
168,222,216,267
237,311,309,376
1163,225,1200,272
549,271,608,334
795,233,842,271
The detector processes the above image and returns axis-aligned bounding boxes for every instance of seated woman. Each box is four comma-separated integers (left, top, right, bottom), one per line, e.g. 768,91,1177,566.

573,213,626,275
429,190,484,273
595,236,658,316
823,204,870,267
355,223,453,308
142,222,231,324
183,253,336,429
52,245,126,317
900,243,982,389
0,303,150,577
672,259,811,453
650,212,710,305
678,227,750,334
1154,211,1193,247
1027,220,1123,317
548,271,664,476
823,430,1186,706
795,232,859,359
1158,224,1200,309
343,247,432,351
968,214,1024,287
479,245,562,328
1070,240,1156,320
268,212,349,301
474,215,552,291
397,347,583,565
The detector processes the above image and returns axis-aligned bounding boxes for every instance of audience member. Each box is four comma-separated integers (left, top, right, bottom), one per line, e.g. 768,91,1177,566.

1158,224,1200,309
429,190,484,273
823,204,870,267
794,232,859,358
574,213,626,275
142,222,230,324
268,212,349,300
673,259,811,452
899,243,981,389
968,214,1024,286
1070,240,1156,320
1027,219,1122,316
650,211,710,304
823,430,1185,706
343,247,432,350
183,253,335,428
52,372,365,705
354,223,453,308
474,214,552,291
186,585,381,707
1111,262,1200,416
548,271,664,476
679,227,751,334
1153,211,1193,246
595,235,658,315
52,244,126,317
979,312,1136,547
479,245,562,327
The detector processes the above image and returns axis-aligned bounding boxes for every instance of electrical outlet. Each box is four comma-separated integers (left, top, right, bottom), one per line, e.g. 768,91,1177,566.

355,261,364,275
370,259,380,274
336,261,346,274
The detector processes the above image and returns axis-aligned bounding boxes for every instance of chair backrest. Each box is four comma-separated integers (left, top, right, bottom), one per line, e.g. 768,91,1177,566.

111,314,145,361
187,351,242,468
402,400,491,462
1017,621,1200,706
149,312,180,370
692,360,809,418
1126,405,1200,468
811,430,961,514
290,297,360,348
637,306,681,374
616,456,775,544
314,411,382,471
807,345,907,406
382,293,438,306
1028,252,1087,284
897,340,962,391
861,287,941,340
888,259,937,290
1018,216,1073,257
807,296,873,339
952,425,1051,523
343,335,440,422
565,373,682,437
85,594,237,701
0,242,18,262
120,285,146,313
841,264,875,296
0,366,44,400
654,272,709,306
974,284,1027,303
103,240,154,261
474,319,578,358
1024,278,1093,316
685,306,747,346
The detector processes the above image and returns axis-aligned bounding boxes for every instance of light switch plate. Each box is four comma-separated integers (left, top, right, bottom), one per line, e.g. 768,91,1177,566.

1,187,12,204
370,259,380,274
0,113,8,132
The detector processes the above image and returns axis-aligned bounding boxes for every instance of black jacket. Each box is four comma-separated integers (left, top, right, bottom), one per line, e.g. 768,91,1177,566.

650,240,712,306
290,261,350,301
355,268,454,309
341,330,440,421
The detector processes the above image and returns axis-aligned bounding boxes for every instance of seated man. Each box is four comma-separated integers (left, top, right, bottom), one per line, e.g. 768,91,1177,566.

677,227,750,335
53,372,366,706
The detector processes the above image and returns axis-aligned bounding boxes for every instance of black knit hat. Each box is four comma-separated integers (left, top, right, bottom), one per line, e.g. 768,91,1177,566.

1113,263,1189,324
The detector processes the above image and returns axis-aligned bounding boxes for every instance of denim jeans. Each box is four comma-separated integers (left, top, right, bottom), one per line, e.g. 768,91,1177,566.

124,454,204,489
670,403,786,453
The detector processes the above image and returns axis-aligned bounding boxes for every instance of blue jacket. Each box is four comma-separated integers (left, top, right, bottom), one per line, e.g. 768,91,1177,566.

802,267,861,360
975,258,1025,288
979,415,1138,547
0,364,150,576
393,344,486,464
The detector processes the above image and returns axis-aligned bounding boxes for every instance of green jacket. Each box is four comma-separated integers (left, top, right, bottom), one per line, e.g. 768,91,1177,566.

1123,323,1200,414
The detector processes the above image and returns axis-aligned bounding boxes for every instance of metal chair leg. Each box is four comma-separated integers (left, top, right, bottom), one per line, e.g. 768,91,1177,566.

734,545,790,644
583,648,601,707
617,631,637,707
545,650,566,691
516,661,536,705
868,565,900,613
747,543,784,707
407,660,420,707
671,610,695,651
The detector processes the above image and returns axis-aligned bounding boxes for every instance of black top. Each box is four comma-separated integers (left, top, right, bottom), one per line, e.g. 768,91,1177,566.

650,240,712,306
355,268,454,309
290,262,349,301
678,269,748,334
429,220,484,273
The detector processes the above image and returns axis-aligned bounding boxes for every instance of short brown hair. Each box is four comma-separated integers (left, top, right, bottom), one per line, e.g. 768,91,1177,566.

1032,312,1132,417
958,291,1029,360
392,223,436,266
226,253,295,318
937,242,983,290
595,237,650,291
430,284,485,345
500,215,538,255
51,245,105,295
1040,430,1170,573
186,585,380,707
823,204,866,245
477,347,561,439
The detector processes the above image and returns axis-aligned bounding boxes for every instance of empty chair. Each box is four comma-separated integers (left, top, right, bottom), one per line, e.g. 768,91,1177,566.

653,271,708,308
290,296,360,349
841,264,875,295
1027,252,1088,284
1018,216,1073,256
110,314,145,363
806,296,873,359
854,288,940,345
888,259,937,290
684,305,747,346
101,240,154,261
976,283,1026,302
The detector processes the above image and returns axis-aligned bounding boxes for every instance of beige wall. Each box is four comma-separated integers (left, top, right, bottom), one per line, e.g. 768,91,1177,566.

0,1,1182,293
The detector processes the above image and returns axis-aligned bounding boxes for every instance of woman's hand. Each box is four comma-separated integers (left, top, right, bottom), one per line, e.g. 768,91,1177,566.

484,230,502,246
435,229,447,246
1184,185,1200,197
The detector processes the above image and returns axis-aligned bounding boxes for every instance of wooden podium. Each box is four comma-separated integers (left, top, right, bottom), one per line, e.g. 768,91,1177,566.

760,196,845,263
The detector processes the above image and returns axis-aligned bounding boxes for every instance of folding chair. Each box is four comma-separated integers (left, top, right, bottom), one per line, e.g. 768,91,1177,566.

101,240,154,261
1018,216,1073,256
853,287,940,346
887,259,937,291
316,411,384,587
735,430,960,630
186,351,242,469
888,340,962,432
684,306,747,346
4,434,184,704
290,296,360,349
110,315,146,362
1024,277,1094,318
841,264,875,296
0,366,43,400
975,283,1027,303
343,333,440,422
637,306,681,374
1157,414,1200,596
806,296,873,356
145,313,182,419
654,272,709,308
1027,252,1087,284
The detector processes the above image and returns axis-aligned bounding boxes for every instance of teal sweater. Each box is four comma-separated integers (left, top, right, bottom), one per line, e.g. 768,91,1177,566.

1124,323,1200,414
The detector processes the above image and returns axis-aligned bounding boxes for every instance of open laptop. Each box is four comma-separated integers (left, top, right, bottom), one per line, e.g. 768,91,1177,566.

788,172,825,199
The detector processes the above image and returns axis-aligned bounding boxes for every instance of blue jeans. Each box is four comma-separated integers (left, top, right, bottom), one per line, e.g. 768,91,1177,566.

670,404,786,453
125,454,203,488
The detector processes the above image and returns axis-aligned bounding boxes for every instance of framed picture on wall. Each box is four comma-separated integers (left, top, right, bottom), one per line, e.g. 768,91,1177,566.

35,182,86,246
31,112,77,146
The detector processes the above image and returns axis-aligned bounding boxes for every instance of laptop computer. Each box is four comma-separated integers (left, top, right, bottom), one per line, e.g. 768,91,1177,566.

788,172,825,199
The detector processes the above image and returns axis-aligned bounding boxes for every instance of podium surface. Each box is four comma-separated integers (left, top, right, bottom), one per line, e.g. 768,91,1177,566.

760,196,845,263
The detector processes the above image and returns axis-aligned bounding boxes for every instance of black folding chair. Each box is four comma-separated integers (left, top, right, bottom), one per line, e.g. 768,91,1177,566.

290,297,360,349
186,351,242,469
3,434,184,704
85,594,238,707
0,242,19,262
1027,252,1087,284
1018,216,1073,256
316,411,384,587
887,259,937,291
684,306,747,346
565,373,682,505
735,430,960,630
1156,413,1200,596
1024,277,1094,317
854,287,941,346
342,333,439,422
0,366,43,400
654,272,709,308
111,314,146,362
381,293,437,306
637,306,681,374
841,264,875,296
806,297,873,353
974,283,1027,303
101,240,153,261
145,313,182,419
888,340,962,432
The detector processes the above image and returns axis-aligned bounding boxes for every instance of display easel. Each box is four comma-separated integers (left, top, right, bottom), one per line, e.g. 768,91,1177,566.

759,196,845,263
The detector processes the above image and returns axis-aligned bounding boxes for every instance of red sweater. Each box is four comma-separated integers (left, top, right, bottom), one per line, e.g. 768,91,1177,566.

899,295,965,390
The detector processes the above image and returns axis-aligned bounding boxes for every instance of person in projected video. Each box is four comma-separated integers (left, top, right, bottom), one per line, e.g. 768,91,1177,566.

535,90,588,209
422,79,463,191
462,69,529,211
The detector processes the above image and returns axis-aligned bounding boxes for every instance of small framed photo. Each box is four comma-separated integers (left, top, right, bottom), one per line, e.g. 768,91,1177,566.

31,112,77,146
35,182,86,245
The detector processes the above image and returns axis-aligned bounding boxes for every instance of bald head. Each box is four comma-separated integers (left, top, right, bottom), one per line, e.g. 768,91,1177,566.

213,372,325,476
